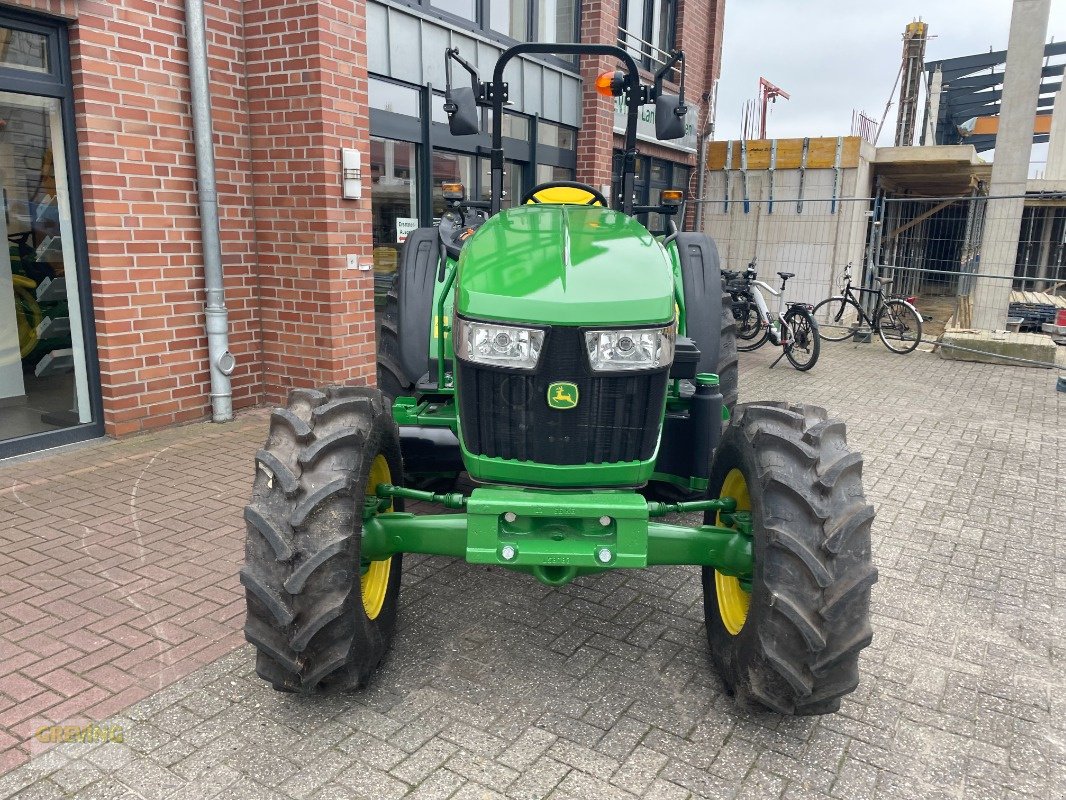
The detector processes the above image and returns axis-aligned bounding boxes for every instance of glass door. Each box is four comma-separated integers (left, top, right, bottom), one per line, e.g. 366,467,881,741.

0,13,99,457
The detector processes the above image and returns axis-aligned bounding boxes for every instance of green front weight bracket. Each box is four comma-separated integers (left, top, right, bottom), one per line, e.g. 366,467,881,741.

362,486,752,586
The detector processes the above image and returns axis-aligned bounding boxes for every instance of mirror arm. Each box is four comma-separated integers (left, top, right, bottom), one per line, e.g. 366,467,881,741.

444,47,484,117
445,47,480,94
652,50,688,117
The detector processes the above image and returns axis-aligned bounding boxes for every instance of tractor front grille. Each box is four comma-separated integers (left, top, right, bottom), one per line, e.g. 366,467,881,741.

456,326,668,467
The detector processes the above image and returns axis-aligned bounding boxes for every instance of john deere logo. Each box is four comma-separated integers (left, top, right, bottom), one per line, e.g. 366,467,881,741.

547,382,579,410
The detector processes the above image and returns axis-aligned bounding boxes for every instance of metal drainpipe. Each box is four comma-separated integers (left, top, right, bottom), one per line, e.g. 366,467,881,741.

185,0,234,422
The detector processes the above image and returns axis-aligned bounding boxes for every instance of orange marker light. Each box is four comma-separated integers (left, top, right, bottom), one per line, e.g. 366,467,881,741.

661,189,684,206
595,70,625,98
442,182,465,201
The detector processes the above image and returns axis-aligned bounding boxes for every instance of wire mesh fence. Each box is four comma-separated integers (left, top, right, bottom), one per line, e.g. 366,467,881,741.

875,194,1066,342
698,189,1066,367
696,196,875,309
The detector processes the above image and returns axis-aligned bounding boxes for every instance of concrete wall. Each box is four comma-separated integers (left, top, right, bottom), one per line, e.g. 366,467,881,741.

701,160,873,307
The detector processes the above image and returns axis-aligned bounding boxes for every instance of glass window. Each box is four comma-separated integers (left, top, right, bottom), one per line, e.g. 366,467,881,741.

433,0,476,20
370,138,419,309
650,0,676,58
484,109,530,140
1,92,93,442
621,0,646,61
621,0,676,67
432,151,476,219
503,113,529,140
537,120,575,151
537,0,577,43
431,93,449,125
535,164,575,184
490,0,527,40
369,78,421,117
480,158,524,209
0,26,49,73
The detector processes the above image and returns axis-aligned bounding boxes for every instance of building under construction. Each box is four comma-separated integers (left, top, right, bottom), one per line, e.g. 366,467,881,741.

701,17,1066,340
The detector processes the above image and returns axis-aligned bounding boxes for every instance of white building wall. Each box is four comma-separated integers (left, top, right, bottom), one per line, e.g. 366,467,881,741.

700,165,873,307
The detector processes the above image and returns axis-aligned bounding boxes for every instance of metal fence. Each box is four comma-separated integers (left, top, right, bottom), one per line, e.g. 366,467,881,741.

696,196,875,309
873,194,1066,340
698,191,1066,360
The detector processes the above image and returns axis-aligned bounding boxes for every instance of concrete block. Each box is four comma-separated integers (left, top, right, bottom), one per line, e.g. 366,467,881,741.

938,329,1057,367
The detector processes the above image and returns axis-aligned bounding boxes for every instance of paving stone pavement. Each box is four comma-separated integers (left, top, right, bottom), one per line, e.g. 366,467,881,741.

1,341,1063,799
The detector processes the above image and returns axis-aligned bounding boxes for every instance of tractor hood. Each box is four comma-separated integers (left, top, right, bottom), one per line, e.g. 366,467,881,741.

455,205,675,327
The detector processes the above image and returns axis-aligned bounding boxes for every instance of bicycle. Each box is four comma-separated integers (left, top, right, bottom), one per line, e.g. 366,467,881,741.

811,263,923,354
722,261,820,371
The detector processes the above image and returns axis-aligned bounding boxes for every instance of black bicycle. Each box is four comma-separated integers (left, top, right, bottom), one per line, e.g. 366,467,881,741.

723,261,820,371
811,263,923,354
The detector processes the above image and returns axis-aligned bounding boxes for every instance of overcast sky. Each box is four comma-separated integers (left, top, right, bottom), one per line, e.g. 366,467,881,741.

714,0,1066,172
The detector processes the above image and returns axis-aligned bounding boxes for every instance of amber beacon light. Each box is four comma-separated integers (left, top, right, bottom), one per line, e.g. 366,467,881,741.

595,70,626,97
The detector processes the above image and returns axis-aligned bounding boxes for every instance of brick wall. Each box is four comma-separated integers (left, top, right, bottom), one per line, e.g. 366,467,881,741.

1,0,722,439
579,0,727,216
244,1,374,404
5,0,260,436
4,0,376,435
576,0,622,190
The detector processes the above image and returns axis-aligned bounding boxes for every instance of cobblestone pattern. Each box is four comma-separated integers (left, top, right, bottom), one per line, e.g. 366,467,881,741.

1,342,1063,799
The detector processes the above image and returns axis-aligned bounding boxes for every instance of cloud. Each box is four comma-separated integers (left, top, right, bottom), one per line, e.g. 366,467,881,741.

714,0,1065,152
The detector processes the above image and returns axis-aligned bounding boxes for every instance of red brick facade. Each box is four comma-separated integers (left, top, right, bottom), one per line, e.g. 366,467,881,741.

576,0,727,212
2,0,724,440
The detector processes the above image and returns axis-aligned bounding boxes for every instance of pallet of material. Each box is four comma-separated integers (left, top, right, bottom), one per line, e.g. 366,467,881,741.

1009,290,1066,308
1008,290,1066,329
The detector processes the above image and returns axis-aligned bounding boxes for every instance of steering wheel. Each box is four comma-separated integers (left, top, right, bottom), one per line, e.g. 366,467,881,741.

520,181,608,207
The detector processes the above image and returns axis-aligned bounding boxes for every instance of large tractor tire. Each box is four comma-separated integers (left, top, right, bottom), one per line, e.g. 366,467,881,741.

703,402,877,715
716,288,739,417
242,385,404,693
377,289,413,401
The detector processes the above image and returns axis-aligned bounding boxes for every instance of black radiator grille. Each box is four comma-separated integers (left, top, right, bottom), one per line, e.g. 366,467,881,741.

457,326,668,465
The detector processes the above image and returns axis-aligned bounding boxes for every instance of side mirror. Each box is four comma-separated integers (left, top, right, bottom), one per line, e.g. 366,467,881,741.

445,87,480,136
655,94,686,140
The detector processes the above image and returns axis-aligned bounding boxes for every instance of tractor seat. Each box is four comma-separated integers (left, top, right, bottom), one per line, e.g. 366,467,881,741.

521,181,608,207
777,271,796,280
874,277,894,287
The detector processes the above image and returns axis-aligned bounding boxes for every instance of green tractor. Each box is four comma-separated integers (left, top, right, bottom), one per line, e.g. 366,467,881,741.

242,43,876,715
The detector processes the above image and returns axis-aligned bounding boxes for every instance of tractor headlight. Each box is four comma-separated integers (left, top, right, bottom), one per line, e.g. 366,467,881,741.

584,325,675,371
454,318,544,370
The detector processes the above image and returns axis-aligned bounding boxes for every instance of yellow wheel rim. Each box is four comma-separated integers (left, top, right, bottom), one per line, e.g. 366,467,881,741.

714,468,751,636
361,454,393,621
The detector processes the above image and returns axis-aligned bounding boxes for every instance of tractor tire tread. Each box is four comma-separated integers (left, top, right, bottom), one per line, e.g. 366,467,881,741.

703,401,877,716
269,409,313,442
254,450,299,497
242,384,404,693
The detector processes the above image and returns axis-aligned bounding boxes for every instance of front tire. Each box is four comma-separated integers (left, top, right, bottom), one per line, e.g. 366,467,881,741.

702,403,877,715
242,385,404,693
876,299,922,354
812,297,862,342
732,296,762,341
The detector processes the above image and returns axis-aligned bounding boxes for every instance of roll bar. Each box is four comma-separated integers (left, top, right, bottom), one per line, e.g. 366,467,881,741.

445,42,687,217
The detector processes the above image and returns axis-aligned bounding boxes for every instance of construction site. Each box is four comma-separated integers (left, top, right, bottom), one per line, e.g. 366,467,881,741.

701,11,1066,369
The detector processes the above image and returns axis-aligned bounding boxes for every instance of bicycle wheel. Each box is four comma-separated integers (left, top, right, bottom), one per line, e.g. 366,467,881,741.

783,306,820,371
732,297,762,341
736,320,770,352
876,299,922,354
811,297,863,342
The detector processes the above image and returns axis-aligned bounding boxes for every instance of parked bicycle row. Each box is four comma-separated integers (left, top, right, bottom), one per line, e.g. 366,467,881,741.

723,260,923,372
